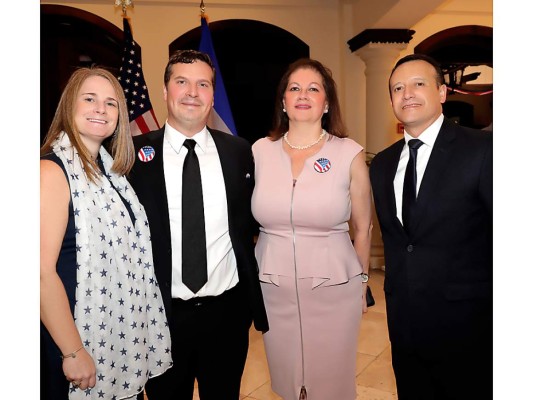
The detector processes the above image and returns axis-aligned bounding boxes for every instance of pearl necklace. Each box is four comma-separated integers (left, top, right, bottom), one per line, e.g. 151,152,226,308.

283,130,326,150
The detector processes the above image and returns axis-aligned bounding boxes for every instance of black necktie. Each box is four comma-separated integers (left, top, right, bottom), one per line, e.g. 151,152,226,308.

181,139,208,293
402,139,423,234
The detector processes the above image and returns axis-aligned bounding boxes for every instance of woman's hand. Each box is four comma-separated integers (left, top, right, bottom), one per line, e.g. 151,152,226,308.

62,348,96,391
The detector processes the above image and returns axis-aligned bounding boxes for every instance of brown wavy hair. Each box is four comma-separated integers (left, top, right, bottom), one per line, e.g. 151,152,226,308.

269,58,347,140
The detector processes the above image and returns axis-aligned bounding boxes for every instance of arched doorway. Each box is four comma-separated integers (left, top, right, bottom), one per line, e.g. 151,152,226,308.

415,25,493,129
170,19,309,144
40,5,135,144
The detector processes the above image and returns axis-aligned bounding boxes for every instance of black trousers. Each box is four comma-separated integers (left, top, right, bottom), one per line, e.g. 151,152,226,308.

139,283,252,400
391,345,492,400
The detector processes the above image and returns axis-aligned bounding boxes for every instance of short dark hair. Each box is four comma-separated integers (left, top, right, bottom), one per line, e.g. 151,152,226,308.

389,53,445,92
164,49,216,89
270,58,347,140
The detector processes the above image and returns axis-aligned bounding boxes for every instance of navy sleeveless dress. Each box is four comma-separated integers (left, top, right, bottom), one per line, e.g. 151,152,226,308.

40,153,135,399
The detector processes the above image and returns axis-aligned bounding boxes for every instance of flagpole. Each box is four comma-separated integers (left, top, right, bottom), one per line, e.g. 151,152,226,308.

115,0,134,17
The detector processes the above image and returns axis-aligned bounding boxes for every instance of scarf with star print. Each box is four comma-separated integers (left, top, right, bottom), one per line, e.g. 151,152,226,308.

53,132,173,400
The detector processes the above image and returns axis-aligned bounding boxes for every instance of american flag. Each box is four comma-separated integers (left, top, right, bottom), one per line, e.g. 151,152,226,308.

118,17,160,136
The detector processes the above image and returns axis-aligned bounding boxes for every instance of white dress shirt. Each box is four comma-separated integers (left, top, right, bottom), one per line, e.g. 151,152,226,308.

163,122,239,300
394,114,444,225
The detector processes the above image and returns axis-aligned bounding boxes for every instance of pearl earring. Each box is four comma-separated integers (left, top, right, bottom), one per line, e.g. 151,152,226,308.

283,108,286,112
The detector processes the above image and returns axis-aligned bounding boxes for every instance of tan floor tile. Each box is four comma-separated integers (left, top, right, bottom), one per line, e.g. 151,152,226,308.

241,334,272,396
376,345,393,362
356,352,377,375
356,345,397,394
356,385,398,400
245,381,283,400
358,311,391,357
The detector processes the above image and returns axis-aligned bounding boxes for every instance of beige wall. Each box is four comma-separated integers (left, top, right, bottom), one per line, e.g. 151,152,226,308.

43,0,344,137
41,0,492,149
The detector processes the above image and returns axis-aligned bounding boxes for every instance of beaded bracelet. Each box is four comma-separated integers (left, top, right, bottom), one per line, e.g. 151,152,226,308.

60,345,84,360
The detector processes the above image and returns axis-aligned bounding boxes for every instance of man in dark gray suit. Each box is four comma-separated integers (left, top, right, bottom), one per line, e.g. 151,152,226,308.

129,50,268,400
370,54,492,400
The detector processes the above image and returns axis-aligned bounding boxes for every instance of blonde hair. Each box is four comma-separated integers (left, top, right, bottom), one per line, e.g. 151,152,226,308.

40,67,135,182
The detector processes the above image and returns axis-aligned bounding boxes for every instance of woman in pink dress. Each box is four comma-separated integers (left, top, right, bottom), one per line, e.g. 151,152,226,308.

252,58,372,400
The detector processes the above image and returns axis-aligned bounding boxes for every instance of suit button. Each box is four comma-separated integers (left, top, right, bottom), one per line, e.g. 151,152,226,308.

407,244,414,252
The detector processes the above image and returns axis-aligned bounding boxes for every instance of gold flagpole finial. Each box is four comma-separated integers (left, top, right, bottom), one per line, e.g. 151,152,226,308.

115,0,134,17
200,0,206,17
200,0,209,21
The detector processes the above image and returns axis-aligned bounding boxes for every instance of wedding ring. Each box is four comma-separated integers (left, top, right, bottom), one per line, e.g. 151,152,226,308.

72,381,79,388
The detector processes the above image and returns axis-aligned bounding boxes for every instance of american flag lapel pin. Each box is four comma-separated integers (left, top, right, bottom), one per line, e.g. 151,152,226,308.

138,146,155,162
313,157,331,173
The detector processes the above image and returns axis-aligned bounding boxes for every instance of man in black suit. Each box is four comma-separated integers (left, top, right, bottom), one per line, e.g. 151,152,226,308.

369,54,492,400
129,50,268,400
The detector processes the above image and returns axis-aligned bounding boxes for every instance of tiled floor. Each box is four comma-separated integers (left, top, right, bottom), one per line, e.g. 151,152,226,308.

146,268,396,400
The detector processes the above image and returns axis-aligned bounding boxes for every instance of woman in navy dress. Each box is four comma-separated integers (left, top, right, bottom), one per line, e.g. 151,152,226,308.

40,67,172,399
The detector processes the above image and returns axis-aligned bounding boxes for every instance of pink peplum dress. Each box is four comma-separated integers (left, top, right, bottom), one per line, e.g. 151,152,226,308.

252,133,365,400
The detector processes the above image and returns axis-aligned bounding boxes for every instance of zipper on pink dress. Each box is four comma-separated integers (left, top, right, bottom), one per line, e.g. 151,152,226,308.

290,178,307,399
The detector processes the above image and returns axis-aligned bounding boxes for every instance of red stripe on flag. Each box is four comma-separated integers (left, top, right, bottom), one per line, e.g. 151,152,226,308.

135,115,150,134
148,109,160,130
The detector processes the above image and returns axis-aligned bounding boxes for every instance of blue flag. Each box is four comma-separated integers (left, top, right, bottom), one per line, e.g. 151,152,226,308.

199,17,238,136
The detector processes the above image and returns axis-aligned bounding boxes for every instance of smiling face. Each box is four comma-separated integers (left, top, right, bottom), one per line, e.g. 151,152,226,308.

164,60,214,136
283,67,328,125
389,60,447,137
74,75,119,148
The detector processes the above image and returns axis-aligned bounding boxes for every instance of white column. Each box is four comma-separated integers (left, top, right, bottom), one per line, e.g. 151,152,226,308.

356,43,407,155
355,43,407,270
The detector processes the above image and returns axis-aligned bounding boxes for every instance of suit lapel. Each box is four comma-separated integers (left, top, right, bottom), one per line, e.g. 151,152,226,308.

152,133,172,242
410,119,456,235
210,129,236,214
210,129,232,175
384,140,406,234
209,129,254,243
137,129,172,243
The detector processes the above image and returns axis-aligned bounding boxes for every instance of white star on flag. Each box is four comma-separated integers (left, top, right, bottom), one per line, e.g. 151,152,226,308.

118,18,160,136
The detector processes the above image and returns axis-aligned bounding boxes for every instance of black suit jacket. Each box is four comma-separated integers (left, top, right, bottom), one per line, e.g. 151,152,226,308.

369,118,492,357
128,127,269,332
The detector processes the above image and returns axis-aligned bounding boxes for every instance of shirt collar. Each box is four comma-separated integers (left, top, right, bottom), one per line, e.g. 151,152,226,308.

403,114,444,148
164,121,209,154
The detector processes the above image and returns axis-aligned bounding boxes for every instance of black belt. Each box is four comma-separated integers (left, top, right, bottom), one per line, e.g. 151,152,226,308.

171,283,240,307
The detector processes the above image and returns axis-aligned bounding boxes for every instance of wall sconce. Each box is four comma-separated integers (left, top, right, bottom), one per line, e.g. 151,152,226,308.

443,64,482,90
443,65,464,88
